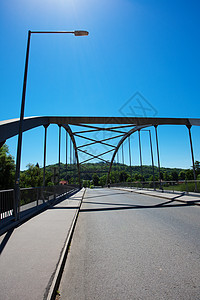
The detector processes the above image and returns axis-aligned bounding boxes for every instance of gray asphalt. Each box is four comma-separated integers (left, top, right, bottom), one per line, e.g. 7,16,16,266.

59,188,200,300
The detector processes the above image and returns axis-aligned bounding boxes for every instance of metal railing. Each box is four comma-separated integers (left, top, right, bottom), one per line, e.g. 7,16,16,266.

0,189,15,221
0,184,79,225
110,180,200,195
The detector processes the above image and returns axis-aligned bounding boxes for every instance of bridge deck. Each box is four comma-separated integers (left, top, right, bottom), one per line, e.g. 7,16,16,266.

59,188,200,300
0,188,199,300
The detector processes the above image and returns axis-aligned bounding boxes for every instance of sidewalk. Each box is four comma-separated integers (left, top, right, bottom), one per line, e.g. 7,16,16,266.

0,188,85,300
114,187,200,205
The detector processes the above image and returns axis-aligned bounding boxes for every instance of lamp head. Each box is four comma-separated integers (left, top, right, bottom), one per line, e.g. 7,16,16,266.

74,30,89,36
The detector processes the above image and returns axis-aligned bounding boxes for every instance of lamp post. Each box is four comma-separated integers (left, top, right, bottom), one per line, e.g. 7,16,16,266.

14,30,89,220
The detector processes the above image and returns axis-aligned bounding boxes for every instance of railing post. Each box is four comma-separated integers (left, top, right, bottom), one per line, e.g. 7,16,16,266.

186,180,189,194
36,188,39,208
187,125,197,192
13,189,17,221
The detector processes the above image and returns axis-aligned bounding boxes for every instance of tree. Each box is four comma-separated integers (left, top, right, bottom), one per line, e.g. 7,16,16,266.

179,171,186,180
171,171,178,182
20,163,43,187
163,172,170,181
194,161,200,175
126,176,132,182
185,169,193,180
83,180,89,188
0,144,15,189
119,171,128,182
99,175,107,187
92,174,99,186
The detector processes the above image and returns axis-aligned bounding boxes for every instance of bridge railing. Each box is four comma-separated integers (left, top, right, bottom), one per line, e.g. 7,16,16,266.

0,184,79,225
111,180,200,195
0,189,14,221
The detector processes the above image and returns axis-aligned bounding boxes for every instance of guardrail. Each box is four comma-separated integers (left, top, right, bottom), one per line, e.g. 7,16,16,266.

0,184,79,225
110,180,200,195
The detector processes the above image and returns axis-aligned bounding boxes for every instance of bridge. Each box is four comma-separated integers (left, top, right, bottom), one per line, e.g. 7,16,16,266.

0,116,200,299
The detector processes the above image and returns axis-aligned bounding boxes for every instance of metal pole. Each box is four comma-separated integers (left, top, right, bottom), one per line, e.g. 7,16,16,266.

122,143,125,182
149,130,155,190
69,138,72,183
154,125,162,190
43,125,48,187
128,136,132,181
117,151,119,183
58,125,61,184
14,30,31,220
138,130,143,182
187,125,197,192
66,131,68,182
73,146,76,184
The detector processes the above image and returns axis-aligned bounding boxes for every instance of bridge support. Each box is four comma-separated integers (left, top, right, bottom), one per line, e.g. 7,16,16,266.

58,125,61,183
138,129,143,182
148,130,156,190
187,125,197,192
128,136,132,181
43,125,48,187
66,131,68,181
154,125,162,190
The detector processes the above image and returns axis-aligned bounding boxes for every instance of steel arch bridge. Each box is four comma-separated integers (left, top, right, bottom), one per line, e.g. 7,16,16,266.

1,116,200,186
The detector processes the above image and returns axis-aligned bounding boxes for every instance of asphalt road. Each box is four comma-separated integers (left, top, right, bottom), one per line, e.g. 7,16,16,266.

59,188,200,300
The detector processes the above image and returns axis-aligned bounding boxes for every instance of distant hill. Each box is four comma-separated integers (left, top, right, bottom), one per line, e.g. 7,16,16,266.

45,162,184,182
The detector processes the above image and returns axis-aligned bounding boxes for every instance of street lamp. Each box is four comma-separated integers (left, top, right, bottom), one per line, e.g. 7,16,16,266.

14,30,89,220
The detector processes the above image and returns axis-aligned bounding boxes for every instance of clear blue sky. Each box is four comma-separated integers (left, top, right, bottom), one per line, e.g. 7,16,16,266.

0,0,200,170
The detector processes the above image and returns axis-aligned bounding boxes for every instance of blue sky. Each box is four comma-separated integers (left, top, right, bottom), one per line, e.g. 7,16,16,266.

0,0,200,170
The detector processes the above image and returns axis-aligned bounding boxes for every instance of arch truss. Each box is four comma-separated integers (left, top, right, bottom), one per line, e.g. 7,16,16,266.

1,116,200,187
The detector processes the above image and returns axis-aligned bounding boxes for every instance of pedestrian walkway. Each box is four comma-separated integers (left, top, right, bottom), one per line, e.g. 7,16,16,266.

0,188,85,300
114,187,200,205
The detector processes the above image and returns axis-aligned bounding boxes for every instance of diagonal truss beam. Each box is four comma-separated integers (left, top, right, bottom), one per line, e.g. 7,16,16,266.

76,133,125,149
79,148,114,164
73,133,116,149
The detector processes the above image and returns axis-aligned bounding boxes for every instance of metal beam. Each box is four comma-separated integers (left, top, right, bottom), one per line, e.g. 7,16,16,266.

149,130,155,190
62,124,81,187
187,125,197,192
66,131,68,180
43,125,48,187
138,130,143,181
58,125,62,183
1,116,200,144
155,126,162,190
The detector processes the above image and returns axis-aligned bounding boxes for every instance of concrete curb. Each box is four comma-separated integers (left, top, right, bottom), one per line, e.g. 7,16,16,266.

46,188,86,300
113,187,200,206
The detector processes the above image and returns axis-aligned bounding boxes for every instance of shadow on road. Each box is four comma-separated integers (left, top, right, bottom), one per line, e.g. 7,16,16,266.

80,199,195,213
84,192,129,200
0,228,14,255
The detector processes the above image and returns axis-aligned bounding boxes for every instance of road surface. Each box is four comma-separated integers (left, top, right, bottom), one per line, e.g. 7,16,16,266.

59,188,200,300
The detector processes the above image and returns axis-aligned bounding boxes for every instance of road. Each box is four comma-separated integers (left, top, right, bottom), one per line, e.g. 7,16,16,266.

59,188,200,300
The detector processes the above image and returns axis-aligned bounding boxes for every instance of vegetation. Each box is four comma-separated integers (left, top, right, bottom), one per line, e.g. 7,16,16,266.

1,144,200,190
0,144,15,189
